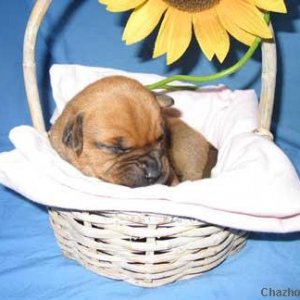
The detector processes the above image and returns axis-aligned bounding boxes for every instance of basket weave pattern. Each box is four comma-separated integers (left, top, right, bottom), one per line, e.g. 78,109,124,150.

23,0,276,288
50,210,247,287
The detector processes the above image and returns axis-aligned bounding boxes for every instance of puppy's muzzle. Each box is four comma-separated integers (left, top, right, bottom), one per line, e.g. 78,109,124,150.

137,150,171,186
142,156,162,184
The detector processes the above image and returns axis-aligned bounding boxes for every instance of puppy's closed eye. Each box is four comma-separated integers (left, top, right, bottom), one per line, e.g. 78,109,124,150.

95,142,131,155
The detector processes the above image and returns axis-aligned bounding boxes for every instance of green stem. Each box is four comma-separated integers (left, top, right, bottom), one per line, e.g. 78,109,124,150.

146,13,270,91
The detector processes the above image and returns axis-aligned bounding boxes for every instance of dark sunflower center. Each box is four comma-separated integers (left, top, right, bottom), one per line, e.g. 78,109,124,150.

163,0,219,12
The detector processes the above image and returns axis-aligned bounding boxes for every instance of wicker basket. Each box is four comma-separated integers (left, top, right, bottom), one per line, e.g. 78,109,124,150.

22,0,277,288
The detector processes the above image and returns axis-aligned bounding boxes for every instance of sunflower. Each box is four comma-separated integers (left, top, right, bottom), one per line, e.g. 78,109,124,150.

100,0,286,65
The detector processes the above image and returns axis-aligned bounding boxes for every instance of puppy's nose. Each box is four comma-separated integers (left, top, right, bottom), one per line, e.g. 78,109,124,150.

144,159,161,182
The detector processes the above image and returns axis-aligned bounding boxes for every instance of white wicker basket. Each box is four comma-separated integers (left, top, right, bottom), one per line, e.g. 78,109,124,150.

23,0,277,288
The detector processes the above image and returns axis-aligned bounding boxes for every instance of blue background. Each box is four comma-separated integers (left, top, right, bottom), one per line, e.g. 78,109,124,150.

0,1,299,299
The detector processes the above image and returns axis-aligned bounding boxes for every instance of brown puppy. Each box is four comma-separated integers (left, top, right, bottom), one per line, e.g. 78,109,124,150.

165,115,218,182
49,76,217,187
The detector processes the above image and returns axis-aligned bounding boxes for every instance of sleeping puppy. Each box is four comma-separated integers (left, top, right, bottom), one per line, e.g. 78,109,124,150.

49,76,217,187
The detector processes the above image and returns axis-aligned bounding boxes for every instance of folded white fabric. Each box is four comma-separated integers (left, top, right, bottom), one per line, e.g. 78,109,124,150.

0,64,300,233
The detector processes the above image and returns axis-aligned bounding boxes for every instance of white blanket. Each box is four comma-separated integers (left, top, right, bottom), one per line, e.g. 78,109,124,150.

0,65,300,233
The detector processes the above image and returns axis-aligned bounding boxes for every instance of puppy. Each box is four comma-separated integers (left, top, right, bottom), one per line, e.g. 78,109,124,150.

49,76,217,187
166,115,218,182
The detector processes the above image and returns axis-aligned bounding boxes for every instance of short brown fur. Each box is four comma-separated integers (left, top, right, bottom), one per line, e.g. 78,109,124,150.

50,76,217,187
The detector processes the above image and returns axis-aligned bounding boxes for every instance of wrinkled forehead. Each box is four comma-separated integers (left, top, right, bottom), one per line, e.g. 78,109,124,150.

83,95,164,148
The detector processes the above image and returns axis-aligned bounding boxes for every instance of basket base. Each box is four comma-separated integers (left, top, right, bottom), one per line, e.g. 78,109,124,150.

49,209,247,287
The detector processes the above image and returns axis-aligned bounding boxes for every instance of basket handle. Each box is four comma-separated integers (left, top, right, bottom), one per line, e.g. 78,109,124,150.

259,25,277,135
23,0,277,135
23,0,52,133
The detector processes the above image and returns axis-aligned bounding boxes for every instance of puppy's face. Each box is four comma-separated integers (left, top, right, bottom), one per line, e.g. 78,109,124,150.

50,76,174,187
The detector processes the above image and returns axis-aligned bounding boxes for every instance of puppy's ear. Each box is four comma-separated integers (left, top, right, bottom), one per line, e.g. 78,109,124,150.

62,113,84,156
152,92,174,108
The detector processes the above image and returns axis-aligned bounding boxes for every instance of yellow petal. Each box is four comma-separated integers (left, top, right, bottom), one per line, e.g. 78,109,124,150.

255,0,287,13
123,0,167,44
154,8,192,65
217,10,256,46
153,8,172,58
166,10,192,65
99,0,146,12
217,0,272,38
193,8,230,62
